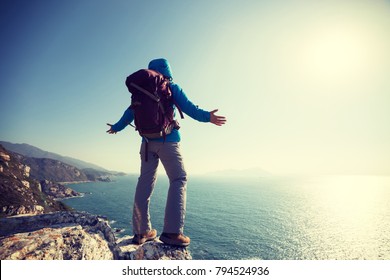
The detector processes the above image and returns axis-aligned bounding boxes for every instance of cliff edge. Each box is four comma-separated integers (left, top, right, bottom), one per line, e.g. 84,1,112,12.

0,211,191,260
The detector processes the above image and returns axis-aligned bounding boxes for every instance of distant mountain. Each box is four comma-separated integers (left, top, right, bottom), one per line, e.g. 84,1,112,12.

19,156,90,183
0,141,108,172
81,168,125,182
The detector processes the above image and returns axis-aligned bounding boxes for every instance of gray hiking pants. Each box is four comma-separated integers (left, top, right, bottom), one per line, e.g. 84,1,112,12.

132,141,187,235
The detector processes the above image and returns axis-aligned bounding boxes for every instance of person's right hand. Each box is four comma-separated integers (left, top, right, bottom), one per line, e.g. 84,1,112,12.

210,109,227,126
106,123,117,134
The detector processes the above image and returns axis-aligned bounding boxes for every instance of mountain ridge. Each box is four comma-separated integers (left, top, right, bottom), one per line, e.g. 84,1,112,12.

0,141,108,172
0,141,126,182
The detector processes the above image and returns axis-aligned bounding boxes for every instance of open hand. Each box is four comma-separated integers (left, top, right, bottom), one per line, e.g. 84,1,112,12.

106,123,117,134
210,109,227,126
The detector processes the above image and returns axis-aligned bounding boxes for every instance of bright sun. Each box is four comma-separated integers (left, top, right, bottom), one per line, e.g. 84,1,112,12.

298,22,377,90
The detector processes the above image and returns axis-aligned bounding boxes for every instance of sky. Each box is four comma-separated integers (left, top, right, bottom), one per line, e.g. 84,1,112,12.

1,0,390,175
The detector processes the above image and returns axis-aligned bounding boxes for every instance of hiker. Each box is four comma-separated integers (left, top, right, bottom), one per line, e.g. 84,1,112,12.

107,58,226,246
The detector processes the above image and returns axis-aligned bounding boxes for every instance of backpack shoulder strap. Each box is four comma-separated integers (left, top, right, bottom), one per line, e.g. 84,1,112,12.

129,82,160,102
173,99,184,119
168,82,184,119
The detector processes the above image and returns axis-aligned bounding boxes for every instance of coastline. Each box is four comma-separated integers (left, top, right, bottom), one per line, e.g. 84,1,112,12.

54,192,85,201
59,180,94,185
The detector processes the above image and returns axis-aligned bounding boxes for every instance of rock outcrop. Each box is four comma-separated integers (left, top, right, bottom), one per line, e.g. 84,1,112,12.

39,180,81,200
0,211,116,260
0,211,191,260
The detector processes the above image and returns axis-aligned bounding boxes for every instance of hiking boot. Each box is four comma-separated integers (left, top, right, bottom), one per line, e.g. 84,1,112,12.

159,232,191,247
132,229,157,245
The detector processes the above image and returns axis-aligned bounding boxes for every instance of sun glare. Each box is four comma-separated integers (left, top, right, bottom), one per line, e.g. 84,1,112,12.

300,24,373,88
301,176,390,259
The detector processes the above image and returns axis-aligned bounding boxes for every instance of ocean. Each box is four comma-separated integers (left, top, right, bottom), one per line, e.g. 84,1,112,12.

64,174,390,260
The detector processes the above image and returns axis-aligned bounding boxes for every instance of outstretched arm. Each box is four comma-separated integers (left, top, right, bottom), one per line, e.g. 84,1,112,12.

106,108,134,134
171,84,226,125
210,109,227,126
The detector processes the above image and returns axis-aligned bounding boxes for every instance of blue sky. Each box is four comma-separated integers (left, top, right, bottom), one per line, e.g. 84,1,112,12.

1,0,390,175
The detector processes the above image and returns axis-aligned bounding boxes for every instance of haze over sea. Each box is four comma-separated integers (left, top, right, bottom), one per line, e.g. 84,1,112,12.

65,174,390,260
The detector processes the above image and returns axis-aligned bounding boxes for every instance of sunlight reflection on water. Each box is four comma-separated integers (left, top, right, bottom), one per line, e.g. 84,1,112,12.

291,176,390,259
65,175,390,260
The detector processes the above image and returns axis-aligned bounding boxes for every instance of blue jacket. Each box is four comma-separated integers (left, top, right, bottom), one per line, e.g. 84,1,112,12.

111,59,210,142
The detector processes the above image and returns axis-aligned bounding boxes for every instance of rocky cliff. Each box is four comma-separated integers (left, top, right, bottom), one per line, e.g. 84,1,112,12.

0,145,72,217
0,211,191,260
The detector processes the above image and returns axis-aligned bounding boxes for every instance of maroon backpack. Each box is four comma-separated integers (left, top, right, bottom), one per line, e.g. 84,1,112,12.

125,69,184,142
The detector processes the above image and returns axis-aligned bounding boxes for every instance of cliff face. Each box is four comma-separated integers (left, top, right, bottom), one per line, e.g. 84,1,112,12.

0,211,191,260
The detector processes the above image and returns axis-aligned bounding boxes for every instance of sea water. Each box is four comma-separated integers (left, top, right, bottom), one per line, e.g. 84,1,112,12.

64,175,390,260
